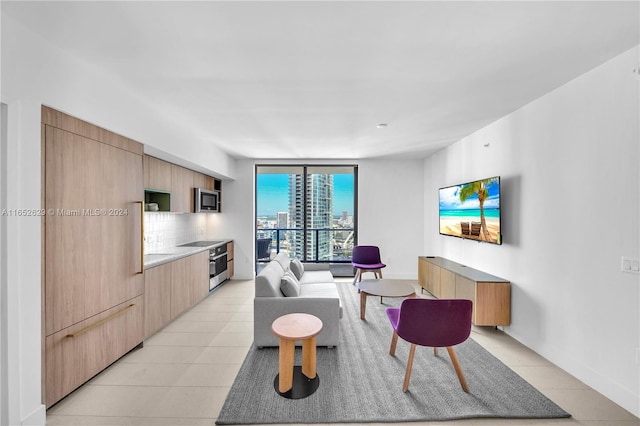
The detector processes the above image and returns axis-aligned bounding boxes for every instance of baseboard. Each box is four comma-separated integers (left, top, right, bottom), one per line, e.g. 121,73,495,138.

21,404,45,426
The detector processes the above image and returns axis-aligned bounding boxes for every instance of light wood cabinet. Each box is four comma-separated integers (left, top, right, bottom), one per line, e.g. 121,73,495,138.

170,251,209,318
474,281,511,326
44,126,144,335
418,257,427,294
440,269,456,299
193,171,207,191
171,164,193,213
171,256,192,318
143,155,222,213
45,296,144,407
205,175,216,191
42,106,144,406
145,251,209,337
226,241,235,279
144,262,172,338
418,256,511,326
191,251,210,305
454,275,475,302
426,260,441,296
144,155,172,192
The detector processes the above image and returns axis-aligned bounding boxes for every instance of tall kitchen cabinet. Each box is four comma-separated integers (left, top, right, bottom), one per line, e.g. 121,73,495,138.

42,107,145,407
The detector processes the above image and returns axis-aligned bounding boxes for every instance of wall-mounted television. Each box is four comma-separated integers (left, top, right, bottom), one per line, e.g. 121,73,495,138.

439,176,502,245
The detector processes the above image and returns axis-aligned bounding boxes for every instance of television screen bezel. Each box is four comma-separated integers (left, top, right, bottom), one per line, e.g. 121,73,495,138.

438,176,502,245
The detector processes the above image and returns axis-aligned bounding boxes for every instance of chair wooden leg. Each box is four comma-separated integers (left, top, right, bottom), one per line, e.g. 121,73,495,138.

353,269,362,285
389,331,398,356
433,347,438,357
446,346,469,392
403,344,417,392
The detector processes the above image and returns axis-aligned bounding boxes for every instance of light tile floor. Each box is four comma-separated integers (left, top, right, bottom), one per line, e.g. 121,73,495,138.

46,279,639,426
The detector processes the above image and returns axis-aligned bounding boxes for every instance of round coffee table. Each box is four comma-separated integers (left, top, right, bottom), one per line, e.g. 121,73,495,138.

271,313,323,399
357,279,417,320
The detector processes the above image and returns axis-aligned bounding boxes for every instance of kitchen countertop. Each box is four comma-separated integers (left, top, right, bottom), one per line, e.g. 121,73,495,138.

144,239,232,269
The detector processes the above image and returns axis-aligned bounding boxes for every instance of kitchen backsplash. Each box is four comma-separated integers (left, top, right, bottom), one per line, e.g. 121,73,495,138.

144,212,210,253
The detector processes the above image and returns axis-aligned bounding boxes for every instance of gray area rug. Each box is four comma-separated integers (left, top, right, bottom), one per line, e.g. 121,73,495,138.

216,282,570,424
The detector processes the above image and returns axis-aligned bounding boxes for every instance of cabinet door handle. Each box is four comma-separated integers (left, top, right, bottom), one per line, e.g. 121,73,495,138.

66,304,137,338
135,201,144,274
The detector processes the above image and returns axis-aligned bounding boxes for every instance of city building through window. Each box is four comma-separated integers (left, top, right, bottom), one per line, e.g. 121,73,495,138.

255,165,357,276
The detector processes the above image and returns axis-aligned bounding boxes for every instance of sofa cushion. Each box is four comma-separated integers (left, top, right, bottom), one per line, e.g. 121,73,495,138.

299,283,343,318
290,258,304,280
280,271,301,297
299,269,334,285
299,282,338,298
255,262,285,297
273,252,291,272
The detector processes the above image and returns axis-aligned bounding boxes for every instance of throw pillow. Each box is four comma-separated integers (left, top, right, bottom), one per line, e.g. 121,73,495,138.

280,271,301,297
290,258,305,280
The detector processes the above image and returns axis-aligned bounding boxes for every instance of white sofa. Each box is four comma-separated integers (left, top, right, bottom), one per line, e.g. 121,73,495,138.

253,252,342,347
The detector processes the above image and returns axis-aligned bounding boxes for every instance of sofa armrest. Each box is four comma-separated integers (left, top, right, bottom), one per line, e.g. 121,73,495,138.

253,297,340,347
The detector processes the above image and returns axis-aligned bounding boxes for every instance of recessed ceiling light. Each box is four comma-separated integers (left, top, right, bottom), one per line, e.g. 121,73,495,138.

376,123,388,129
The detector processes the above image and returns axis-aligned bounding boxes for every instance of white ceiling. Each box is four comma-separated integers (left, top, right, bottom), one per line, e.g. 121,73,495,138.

3,1,639,160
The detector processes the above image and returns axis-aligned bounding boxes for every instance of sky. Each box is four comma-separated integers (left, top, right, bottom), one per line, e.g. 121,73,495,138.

257,173,354,217
439,179,500,210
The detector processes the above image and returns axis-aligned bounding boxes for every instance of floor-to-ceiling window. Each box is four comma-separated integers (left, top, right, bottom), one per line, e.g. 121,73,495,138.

255,165,357,276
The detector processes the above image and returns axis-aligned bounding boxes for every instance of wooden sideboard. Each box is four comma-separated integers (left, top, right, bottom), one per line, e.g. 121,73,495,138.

418,256,510,326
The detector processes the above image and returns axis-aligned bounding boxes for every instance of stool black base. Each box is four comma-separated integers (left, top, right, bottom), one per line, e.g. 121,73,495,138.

274,366,320,399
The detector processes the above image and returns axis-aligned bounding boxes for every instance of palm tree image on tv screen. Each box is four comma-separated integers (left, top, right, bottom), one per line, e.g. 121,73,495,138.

439,177,501,245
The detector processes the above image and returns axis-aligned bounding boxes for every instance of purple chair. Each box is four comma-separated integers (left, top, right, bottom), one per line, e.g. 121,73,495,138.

351,245,386,284
386,298,473,392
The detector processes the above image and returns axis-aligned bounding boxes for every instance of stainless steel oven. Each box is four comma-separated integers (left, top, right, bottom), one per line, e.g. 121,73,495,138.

209,244,228,290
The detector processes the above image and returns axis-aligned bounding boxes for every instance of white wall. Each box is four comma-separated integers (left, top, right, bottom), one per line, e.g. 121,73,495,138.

424,46,640,417
0,103,8,426
357,159,424,279
210,159,256,280
0,13,238,425
216,159,424,281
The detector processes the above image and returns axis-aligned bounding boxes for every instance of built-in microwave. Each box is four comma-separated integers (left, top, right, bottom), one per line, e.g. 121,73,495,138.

194,188,220,213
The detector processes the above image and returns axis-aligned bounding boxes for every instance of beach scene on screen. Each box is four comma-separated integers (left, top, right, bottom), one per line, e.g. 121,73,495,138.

439,178,501,244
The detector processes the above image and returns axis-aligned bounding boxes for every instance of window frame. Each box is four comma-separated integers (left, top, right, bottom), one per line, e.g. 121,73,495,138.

255,164,358,267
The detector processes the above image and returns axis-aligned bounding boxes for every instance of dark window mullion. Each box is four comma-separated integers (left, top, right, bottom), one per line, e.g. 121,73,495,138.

302,165,308,261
